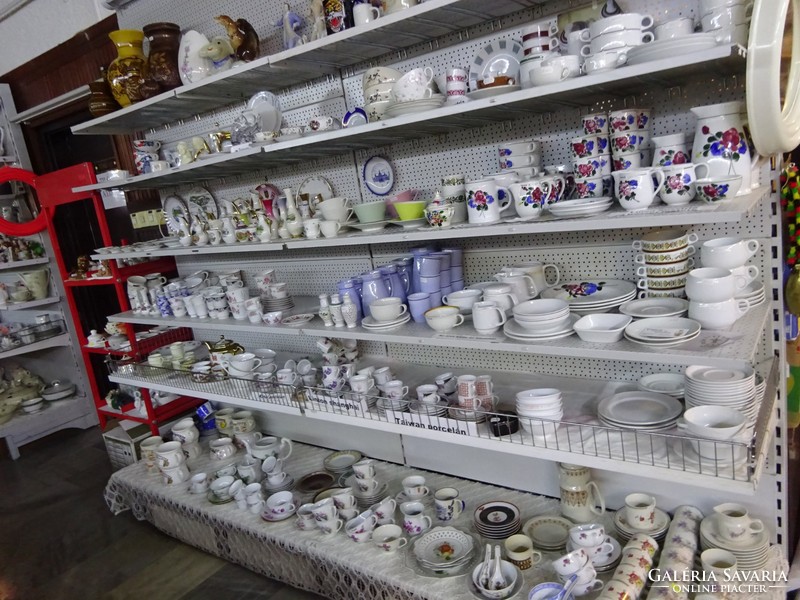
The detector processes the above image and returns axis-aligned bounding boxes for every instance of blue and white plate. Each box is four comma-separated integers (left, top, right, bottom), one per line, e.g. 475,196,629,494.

363,155,395,196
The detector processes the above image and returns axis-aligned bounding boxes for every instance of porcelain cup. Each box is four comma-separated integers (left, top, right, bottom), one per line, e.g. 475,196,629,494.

701,238,760,269
318,197,353,223
353,2,381,25
382,380,408,399
472,300,507,335
655,17,695,40
465,179,513,224
700,548,738,581
373,524,407,552
552,548,589,577
209,438,236,461
688,297,749,329
400,501,431,535
509,180,551,218
320,220,343,238
504,534,541,570
433,487,465,521
171,418,199,444
483,283,519,312
613,168,665,211
369,297,408,322
210,475,235,500
712,503,764,543
442,288,482,312
371,496,397,524
349,374,375,394
373,367,393,385
402,476,428,499
659,163,709,205
591,29,654,54
686,267,748,302
318,518,344,536
569,524,606,546
156,441,185,469
353,459,376,480
310,498,338,523
424,305,465,332
355,477,380,494
391,67,435,103
625,493,657,530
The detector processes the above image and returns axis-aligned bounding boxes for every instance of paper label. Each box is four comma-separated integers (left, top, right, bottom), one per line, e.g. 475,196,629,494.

385,408,479,436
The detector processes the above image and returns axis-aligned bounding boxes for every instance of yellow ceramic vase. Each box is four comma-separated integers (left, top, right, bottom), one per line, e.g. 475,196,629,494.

106,29,148,107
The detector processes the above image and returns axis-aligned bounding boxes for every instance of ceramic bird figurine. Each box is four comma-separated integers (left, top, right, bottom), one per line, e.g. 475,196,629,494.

198,36,237,73
215,15,260,61
309,0,327,42
276,2,306,50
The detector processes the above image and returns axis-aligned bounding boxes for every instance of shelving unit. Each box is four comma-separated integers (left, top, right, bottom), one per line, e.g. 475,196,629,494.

71,0,790,561
36,163,201,435
0,296,59,310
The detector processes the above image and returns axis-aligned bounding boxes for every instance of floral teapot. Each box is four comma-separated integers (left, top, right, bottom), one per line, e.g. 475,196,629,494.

203,335,244,356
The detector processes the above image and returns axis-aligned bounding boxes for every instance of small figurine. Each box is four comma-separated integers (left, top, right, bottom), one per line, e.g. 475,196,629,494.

71,255,91,280
96,261,112,278
310,0,327,42
198,37,237,74
191,136,211,160
215,15,260,61
276,3,306,50
176,141,195,167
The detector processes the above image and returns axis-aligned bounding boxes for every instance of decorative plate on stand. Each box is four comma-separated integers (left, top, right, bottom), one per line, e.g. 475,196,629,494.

162,195,189,233
363,156,395,196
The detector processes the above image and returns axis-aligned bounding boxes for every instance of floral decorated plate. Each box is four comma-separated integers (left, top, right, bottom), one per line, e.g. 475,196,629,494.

541,280,636,305
162,195,189,233
281,313,315,326
413,526,474,566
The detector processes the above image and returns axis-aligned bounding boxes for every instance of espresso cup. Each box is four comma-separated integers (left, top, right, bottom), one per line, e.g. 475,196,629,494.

625,493,657,530
402,476,429,499
382,380,409,399
373,524,407,553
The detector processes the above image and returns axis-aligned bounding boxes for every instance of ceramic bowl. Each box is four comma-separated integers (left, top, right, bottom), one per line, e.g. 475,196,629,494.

695,175,743,203
354,200,387,223
394,201,426,221
363,67,404,91
681,405,745,440
633,228,697,253
365,100,392,122
471,560,518,599
643,273,688,289
573,313,632,343
41,380,76,401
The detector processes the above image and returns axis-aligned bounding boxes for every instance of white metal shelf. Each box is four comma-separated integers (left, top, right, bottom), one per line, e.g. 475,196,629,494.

72,43,743,194
71,0,546,137
108,296,769,369
108,355,778,494
0,333,71,359
90,187,765,261
0,257,49,271
0,296,59,311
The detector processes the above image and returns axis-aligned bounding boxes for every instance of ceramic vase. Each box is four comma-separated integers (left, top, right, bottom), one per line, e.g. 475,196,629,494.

341,294,358,327
143,22,182,92
107,30,150,107
88,77,119,117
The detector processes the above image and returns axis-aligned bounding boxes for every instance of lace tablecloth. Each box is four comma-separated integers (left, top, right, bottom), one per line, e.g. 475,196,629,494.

104,441,787,600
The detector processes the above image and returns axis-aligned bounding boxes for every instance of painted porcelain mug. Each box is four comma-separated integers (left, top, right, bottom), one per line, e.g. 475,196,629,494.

465,179,513,224
613,168,665,211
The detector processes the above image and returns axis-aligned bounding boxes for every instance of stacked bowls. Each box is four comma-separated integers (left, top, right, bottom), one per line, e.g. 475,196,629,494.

684,364,757,428
512,299,570,333
363,67,403,122
633,228,697,298
515,388,563,441
498,139,542,176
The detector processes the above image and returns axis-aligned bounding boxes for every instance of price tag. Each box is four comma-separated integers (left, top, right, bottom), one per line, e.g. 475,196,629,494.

230,142,254,153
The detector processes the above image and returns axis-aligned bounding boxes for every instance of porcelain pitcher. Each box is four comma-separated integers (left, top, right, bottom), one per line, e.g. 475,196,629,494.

558,463,606,523
691,100,759,194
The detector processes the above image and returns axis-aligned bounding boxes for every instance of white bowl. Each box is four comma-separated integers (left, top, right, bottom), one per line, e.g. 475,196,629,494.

514,316,571,333
573,313,632,343
513,298,569,318
471,560,518,599
680,405,745,440
517,388,562,401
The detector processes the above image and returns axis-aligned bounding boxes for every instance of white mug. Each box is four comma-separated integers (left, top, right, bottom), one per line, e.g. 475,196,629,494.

353,2,381,24
472,301,507,334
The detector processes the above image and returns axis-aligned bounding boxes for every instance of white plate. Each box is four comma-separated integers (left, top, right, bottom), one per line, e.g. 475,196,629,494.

385,96,446,117
685,365,753,384
638,373,685,395
246,91,282,132
281,313,315,326
625,33,720,66
349,220,389,232
184,186,219,219
466,84,522,100
522,515,572,547
363,156,395,196
178,30,212,85
541,280,636,306
504,314,579,339
298,175,334,203
548,203,614,218
413,527,474,565
361,314,411,329
623,330,701,347
625,317,702,341
468,38,524,91
598,391,683,426
162,195,188,233
388,218,427,230
619,298,689,318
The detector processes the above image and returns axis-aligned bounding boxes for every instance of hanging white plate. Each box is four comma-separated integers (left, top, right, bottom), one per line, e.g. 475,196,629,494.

162,195,188,233
178,30,212,86
184,186,218,219
298,175,334,203
468,38,524,90
625,33,719,66
598,391,682,425
246,91,283,132
363,156,395,196
619,298,689,318
625,317,702,341
541,280,636,305
466,84,522,100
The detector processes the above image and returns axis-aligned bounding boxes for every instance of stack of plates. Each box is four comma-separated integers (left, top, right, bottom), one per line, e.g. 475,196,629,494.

548,196,614,218
263,474,296,493
263,296,295,312
597,391,683,431
735,281,766,308
361,314,411,330
619,298,689,318
409,400,449,417
413,527,476,574
684,365,757,426
323,449,362,475
699,514,770,569
522,515,572,552
473,501,521,539
541,280,637,315
613,507,671,543
376,396,409,417
503,315,578,341
637,373,685,398
385,95,446,118
345,473,389,508
623,317,702,347
448,405,487,423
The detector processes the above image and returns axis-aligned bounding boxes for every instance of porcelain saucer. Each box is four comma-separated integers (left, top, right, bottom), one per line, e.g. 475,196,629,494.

614,506,670,536
349,220,389,232
700,513,770,550
260,506,297,522
395,490,431,504
388,218,427,230
362,314,411,329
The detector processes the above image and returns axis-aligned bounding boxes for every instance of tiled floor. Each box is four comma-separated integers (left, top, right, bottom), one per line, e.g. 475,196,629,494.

0,427,327,600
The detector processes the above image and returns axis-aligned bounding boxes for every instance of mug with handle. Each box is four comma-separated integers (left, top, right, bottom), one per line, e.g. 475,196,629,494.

466,179,513,224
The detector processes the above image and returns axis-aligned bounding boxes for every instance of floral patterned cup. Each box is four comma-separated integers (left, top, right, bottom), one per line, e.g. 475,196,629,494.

510,180,550,218
613,168,665,211
465,179,513,224
659,163,710,205
625,493,657,530
400,501,431,535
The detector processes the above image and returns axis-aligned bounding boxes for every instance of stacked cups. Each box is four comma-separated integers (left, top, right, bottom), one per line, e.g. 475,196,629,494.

686,267,753,329
699,0,752,46
575,113,612,198
633,229,698,298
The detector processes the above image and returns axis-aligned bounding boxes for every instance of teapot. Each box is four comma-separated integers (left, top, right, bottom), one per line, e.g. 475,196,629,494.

210,438,237,461
203,335,245,356
246,436,293,460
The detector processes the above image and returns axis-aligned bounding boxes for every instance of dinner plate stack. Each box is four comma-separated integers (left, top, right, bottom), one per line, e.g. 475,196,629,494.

385,95,447,118
504,298,578,341
623,317,702,347
515,388,563,440
597,391,683,432
323,449,362,475
345,473,389,508
262,295,295,312
735,281,766,308
473,501,521,539
684,365,757,427
541,280,637,315
376,396,409,417
412,527,476,575
699,514,770,570
447,405,488,424
522,515,572,552
548,196,614,218
409,399,449,417
613,507,671,543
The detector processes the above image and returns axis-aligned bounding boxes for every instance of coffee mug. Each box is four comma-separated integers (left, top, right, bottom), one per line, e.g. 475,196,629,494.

434,487,465,521
472,301,507,335
465,179,513,224
625,493,656,530
504,534,542,570
400,501,431,535
353,2,381,24
613,168,665,211
373,524,407,553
